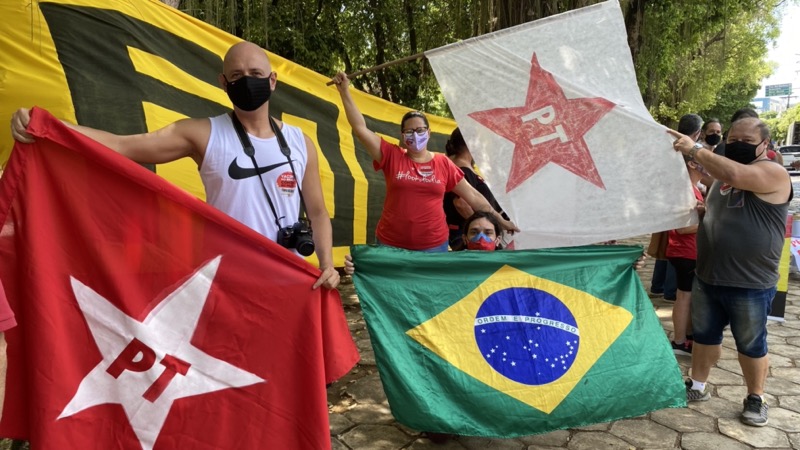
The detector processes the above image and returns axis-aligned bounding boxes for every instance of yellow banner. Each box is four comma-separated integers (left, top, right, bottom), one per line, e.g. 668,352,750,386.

0,0,456,266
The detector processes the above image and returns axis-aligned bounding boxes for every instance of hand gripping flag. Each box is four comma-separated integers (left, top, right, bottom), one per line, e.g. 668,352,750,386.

0,108,359,449
426,0,697,249
351,244,685,437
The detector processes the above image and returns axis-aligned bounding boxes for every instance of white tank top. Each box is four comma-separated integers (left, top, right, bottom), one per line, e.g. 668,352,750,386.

200,113,308,242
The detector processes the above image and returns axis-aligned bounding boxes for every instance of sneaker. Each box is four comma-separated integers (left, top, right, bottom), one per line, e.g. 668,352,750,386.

663,295,676,302
671,340,692,356
685,379,710,402
740,394,769,426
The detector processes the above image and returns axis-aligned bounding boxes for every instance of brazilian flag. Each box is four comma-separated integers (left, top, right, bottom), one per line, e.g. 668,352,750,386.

351,244,686,437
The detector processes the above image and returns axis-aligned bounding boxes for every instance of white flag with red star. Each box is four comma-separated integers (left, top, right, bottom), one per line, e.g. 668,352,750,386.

426,0,696,249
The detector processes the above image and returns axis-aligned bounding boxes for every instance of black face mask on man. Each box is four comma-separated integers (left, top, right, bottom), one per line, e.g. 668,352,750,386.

725,140,764,165
225,75,272,111
704,134,721,146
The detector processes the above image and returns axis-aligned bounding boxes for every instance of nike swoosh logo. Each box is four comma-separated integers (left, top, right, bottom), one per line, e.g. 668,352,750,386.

228,159,292,180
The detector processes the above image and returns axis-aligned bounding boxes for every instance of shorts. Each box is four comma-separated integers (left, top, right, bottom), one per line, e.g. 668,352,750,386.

691,278,774,358
668,257,696,292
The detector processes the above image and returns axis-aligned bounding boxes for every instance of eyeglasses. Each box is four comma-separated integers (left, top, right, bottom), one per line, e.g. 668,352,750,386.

402,127,429,138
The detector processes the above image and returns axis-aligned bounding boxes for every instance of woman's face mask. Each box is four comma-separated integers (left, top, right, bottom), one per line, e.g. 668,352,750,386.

689,161,710,177
402,128,429,152
466,232,496,251
704,133,721,146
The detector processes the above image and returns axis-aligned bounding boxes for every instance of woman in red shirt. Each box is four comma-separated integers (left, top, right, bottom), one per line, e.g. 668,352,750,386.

667,156,706,356
332,72,518,251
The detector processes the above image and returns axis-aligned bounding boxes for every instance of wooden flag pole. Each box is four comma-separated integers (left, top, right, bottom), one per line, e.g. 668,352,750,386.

325,52,427,86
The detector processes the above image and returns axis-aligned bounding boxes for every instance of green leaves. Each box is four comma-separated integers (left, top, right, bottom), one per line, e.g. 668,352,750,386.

766,104,800,144
178,0,784,125
632,0,781,125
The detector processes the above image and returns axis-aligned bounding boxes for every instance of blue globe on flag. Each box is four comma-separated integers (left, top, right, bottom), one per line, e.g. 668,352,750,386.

474,287,580,385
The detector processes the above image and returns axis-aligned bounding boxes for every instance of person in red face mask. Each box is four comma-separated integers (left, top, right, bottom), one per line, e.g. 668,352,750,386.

343,211,503,274
462,211,503,251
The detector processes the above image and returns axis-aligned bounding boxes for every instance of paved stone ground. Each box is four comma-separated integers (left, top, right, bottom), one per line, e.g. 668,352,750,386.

327,235,800,450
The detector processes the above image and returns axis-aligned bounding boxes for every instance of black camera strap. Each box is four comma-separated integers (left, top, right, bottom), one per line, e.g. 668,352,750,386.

268,116,310,227
230,112,283,231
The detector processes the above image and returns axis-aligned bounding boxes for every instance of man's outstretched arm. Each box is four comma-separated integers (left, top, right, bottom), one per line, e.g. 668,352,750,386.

11,107,209,166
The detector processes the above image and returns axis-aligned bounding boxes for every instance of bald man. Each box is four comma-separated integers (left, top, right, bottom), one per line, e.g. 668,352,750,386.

11,41,339,290
669,118,792,427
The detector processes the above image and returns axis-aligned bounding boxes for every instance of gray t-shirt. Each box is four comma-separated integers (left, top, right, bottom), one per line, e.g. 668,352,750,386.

696,172,791,289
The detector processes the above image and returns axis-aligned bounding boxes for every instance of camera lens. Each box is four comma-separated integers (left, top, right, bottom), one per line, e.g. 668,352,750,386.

296,238,315,256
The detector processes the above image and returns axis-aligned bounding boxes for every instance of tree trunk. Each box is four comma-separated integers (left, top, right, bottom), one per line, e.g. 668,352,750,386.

403,0,421,100
403,0,418,55
622,0,646,66
368,0,391,101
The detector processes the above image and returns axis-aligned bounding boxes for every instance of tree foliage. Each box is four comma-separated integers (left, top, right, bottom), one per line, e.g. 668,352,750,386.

631,0,782,126
176,0,786,124
765,104,800,144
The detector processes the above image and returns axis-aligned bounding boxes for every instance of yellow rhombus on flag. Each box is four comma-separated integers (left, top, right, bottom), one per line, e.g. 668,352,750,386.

407,264,632,413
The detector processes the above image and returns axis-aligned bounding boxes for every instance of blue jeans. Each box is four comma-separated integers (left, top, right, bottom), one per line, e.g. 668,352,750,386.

691,278,774,358
650,259,676,298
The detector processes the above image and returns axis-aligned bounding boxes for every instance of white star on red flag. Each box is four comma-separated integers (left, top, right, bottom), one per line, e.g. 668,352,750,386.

59,256,265,450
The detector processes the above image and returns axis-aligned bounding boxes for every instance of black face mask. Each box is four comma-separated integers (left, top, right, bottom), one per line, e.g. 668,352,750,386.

225,76,272,111
725,140,764,165
704,134,721,146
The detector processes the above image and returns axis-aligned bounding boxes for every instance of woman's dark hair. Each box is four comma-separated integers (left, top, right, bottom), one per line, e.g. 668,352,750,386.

702,118,720,132
445,127,468,157
400,111,429,131
462,211,502,237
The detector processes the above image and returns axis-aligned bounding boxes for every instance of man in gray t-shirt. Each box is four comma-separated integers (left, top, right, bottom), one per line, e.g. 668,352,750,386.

669,118,792,427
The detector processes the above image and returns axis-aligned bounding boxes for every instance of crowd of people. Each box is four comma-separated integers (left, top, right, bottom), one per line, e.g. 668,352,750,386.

3,39,793,440
668,110,792,427
663,114,707,357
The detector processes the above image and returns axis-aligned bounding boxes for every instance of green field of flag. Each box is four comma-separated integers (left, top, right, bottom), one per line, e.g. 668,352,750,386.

352,244,686,437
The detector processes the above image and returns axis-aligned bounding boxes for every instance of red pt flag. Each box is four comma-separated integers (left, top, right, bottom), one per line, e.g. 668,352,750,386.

0,108,358,449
